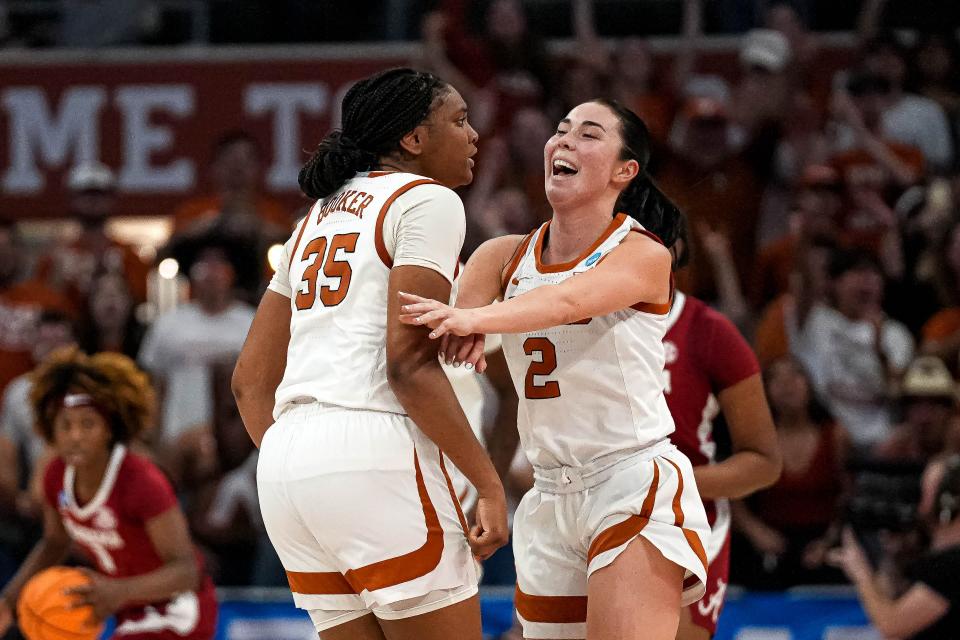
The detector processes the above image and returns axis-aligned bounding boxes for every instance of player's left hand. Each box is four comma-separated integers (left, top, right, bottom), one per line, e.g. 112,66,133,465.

440,333,488,373
66,569,125,624
399,292,480,339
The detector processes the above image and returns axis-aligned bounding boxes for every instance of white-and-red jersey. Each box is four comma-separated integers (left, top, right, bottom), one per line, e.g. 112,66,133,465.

43,445,217,639
501,214,675,469
662,292,760,562
268,171,465,420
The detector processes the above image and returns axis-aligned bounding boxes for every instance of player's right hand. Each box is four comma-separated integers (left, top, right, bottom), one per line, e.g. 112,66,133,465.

468,491,509,561
0,596,13,635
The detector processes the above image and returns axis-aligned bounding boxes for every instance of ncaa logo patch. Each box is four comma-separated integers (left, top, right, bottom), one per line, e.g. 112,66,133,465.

585,252,602,266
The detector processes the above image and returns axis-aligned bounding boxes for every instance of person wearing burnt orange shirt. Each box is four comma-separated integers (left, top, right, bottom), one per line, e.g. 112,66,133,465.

171,130,290,237
35,163,149,305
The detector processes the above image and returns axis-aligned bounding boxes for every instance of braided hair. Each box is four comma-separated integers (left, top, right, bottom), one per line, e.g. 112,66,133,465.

299,68,450,199
591,98,686,251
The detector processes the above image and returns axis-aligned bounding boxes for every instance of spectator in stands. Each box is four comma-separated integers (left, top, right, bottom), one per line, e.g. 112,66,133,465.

734,29,793,142
138,233,255,476
35,163,149,306
875,356,958,464
732,357,847,589
171,130,290,238
834,456,960,638
909,32,960,129
793,248,914,452
0,222,75,397
0,310,76,584
657,95,763,302
78,269,145,358
922,220,960,368
753,164,844,310
861,32,955,172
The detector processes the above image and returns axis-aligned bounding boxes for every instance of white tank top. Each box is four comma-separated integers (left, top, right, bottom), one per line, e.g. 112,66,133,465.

269,171,464,419
501,213,675,469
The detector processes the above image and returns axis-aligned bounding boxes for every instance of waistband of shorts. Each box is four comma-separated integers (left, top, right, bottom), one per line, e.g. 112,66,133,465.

277,398,406,421
532,439,674,494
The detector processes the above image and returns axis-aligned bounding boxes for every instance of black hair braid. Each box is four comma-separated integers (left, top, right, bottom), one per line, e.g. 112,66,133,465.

299,68,448,199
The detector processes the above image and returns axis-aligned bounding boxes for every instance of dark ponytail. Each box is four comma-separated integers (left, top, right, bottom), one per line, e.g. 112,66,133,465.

592,98,686,252
299,68,449,199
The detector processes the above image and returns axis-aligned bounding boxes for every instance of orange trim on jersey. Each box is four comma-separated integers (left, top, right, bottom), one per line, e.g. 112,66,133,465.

287,211,313,271
629,229,673,315
663,458,708,572
366,171,396,178
438,448,469,534
515,587,588,624
500,230,536,294
534,213,627,274
286,449,444,595
374,179,442,269
285,570,356,595
587,460,659,562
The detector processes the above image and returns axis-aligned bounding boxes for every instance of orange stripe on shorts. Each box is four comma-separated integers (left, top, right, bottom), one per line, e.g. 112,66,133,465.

587,460,660,562
663,457,708,573
515,586,587,624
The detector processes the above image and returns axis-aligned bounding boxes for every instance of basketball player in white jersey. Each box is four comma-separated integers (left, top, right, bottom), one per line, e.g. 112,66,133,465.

232,68,508,640
399,99,709,640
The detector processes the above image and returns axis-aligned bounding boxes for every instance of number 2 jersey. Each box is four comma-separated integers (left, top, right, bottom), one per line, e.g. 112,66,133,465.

501,213,675,469
267,171,465,419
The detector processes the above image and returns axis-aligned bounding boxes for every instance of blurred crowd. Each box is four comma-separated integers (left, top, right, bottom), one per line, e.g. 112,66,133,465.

3,0,960,609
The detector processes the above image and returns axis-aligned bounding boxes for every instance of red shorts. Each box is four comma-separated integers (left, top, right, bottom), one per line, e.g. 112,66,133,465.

685,533,730,636
113,578,218,639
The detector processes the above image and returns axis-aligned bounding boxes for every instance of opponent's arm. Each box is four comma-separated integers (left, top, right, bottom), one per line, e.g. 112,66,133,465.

402,232,671,336
694,374,781,499
232,289,291,448
0,501,72,632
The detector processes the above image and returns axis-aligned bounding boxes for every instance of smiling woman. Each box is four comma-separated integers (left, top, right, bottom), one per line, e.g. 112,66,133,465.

399,99,703,640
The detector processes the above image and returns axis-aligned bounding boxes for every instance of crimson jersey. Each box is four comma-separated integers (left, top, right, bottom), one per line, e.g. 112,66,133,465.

662,293,759,558
43,445,217,639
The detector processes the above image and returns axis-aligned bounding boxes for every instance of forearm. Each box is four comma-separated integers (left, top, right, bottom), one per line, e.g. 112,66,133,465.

390,365,502,495
114,558,198,607
851,572,897,634
472,285,586,334
486,402,519,482
233,381,276,448
694,452,780,500
0,539,69,606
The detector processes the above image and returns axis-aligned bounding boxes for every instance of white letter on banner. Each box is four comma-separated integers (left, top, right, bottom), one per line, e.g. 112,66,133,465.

244,83,328,190
2,86,106,193
116,85,194,191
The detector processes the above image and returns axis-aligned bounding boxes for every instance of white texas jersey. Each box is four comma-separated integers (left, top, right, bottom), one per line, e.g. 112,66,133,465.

268,171,465,420
501,213,675,469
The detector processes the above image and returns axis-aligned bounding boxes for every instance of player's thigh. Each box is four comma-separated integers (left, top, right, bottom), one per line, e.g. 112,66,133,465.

318,613,386,640
377,593,482,640
586,535,684,640
676,606,711,640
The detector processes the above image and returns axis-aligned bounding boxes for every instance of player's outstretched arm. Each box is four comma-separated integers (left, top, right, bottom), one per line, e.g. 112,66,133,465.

0,501,71,633
401,232,671,337
233,289,291,448
387,265,508,561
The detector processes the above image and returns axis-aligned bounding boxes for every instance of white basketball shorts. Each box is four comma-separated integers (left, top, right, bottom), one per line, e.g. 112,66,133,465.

513,440,709,639
257,402,479,631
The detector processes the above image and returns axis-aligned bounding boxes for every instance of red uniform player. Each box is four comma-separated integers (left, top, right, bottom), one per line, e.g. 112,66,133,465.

0,348,217,639
663,292,780,639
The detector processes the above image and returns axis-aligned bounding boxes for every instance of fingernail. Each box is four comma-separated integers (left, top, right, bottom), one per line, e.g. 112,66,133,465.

454,361,461,368
416,316,422,323
430,332,437,338
465,363,474,370
438,352,445,360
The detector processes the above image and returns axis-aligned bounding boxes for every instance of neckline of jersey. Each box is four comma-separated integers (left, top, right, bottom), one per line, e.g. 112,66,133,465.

64,444,127,519
534,212,628,273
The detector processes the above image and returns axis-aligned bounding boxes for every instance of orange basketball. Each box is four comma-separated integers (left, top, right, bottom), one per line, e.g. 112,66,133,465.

16,566,104,640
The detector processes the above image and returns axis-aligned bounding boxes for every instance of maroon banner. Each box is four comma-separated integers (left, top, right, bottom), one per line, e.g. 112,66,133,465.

0,48,412,219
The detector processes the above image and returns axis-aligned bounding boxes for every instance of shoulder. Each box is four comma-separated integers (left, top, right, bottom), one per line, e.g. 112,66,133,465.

118,453,174,496
620,230,672,266
477,234,530,264
392,179,463,210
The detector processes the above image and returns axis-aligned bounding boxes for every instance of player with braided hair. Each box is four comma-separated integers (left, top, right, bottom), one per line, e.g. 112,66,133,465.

0,347,217,638
233,68,506,639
